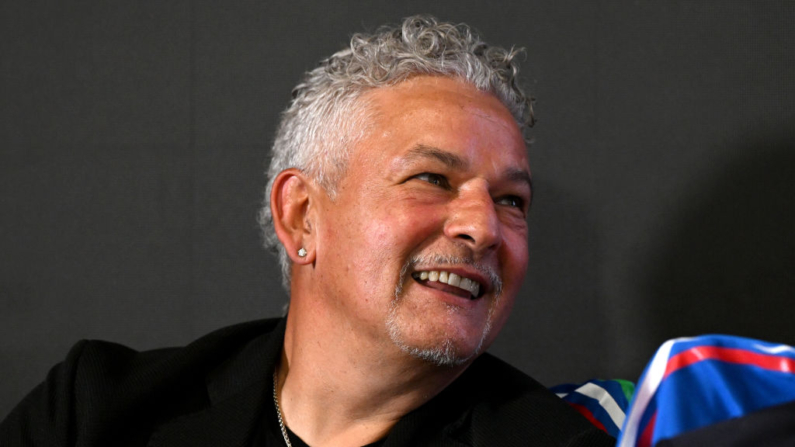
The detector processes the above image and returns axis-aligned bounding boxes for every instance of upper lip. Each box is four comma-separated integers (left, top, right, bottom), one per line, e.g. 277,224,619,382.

411,265,492,296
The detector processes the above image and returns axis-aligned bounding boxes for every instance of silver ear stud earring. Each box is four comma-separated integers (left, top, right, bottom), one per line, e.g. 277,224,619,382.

297,247,307,258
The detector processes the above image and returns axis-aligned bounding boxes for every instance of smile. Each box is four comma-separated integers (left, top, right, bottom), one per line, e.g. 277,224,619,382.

411,270,482,300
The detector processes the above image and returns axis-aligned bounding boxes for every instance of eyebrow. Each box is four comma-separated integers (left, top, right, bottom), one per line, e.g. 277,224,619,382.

404,144,469,170
506,168,533,195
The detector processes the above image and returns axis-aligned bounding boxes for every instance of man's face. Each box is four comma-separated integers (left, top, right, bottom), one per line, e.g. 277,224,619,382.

312,76,530,366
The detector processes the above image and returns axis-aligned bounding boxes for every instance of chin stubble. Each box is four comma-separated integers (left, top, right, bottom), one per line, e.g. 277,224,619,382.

386,254,503,367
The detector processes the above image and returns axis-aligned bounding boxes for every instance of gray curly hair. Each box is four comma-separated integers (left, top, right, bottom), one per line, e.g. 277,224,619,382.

258,15,535,291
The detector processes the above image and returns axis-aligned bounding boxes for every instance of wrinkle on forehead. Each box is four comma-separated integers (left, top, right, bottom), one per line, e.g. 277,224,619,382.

353,75,528,174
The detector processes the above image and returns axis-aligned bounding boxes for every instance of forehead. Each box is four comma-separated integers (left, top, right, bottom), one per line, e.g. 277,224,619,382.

354,76,529,171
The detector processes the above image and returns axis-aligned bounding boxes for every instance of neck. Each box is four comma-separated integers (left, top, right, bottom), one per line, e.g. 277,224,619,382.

275,297,470,447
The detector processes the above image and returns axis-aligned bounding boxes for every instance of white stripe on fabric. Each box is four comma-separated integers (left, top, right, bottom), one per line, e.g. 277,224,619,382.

574,382,626,429
618,337,693,447
754,343,795,355
556,393,568,398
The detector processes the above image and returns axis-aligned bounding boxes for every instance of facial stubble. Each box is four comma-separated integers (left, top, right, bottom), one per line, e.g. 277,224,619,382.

386,254,503,367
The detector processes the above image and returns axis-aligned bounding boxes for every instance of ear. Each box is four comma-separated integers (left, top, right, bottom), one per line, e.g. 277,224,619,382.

271,169,316,265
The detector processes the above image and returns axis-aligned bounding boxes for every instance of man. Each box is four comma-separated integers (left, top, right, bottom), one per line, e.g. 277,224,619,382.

2,16,614,446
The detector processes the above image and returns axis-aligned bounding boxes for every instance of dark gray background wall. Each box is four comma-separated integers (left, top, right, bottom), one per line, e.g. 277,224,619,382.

2,1,794,417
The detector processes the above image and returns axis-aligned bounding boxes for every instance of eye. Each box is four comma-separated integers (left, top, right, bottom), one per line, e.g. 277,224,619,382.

412,173,451,189
496,196,525,209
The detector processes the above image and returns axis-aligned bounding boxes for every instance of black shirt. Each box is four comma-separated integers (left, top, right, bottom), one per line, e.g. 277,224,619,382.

251,377,386,447
2,317,614,446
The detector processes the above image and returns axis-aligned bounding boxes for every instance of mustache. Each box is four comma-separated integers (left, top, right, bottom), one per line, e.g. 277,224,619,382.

402,253,503,298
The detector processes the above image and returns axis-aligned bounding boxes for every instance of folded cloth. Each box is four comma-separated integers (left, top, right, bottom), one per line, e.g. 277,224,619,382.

550,378,635,438
618,335,795,447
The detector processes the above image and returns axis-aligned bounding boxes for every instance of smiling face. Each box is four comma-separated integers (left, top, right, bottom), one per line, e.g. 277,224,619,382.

311,76,531,366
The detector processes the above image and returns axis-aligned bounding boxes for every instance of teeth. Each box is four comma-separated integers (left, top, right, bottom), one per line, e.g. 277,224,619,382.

415,270,481,298
447,273,460,287
459,277,480,296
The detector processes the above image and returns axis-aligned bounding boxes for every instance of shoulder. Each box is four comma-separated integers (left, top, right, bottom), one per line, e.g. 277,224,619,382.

72,318,282,380
445,353,615,447
57,318,282,405
1,318,283,447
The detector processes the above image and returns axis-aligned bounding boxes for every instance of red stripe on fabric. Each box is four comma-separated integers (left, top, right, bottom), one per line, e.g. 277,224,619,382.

568,402,608,433
664,346,795,378
638,411,657,447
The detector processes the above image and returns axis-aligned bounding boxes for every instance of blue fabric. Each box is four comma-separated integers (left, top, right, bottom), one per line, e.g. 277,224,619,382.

653,360,795,441
618,334,795,447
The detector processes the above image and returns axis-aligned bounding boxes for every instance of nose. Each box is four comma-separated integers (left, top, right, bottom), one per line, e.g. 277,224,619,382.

444,184,501,255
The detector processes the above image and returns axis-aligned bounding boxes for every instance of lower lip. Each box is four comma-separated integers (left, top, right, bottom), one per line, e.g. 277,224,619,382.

412,278,482,309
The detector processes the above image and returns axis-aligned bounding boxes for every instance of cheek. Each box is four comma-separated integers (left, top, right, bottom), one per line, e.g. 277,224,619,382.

487,295,517,345
501,230,529,287
371,198,444,248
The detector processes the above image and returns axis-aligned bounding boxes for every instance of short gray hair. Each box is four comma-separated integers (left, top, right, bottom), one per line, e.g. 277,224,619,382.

258,15,535,291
